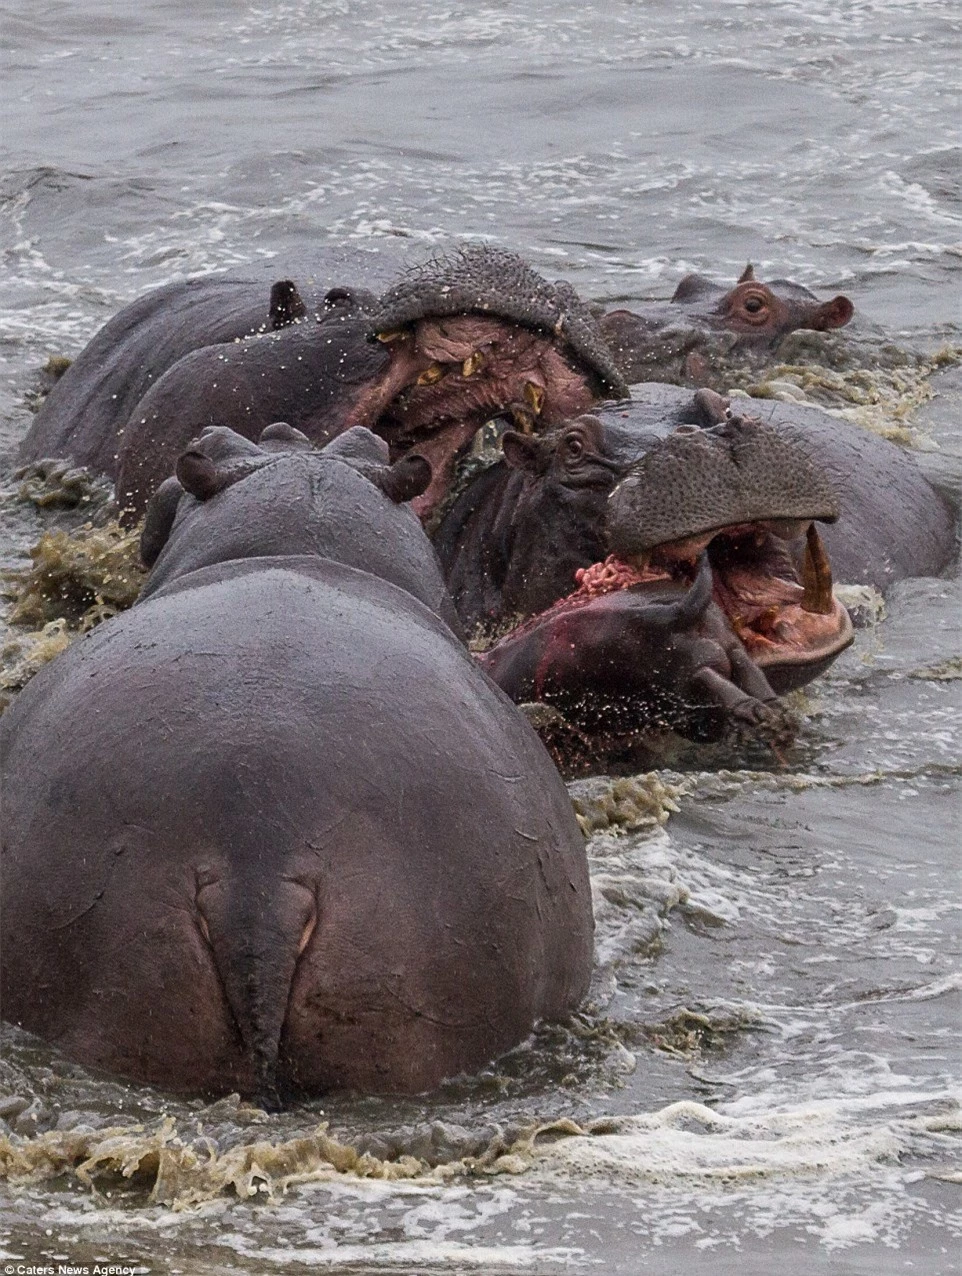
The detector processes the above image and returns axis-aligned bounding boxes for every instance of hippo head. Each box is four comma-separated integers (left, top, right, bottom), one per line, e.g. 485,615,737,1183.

436,396,854,770
336,244,628,517
139,422,459,630
599,264,854,386
673,264,855,339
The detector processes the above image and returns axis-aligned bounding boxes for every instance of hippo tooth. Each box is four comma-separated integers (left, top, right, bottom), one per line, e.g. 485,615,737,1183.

462,352,484,377
800,524,835,615
625,550,651,572
524,381,546,415
376,328,407,343
511,405,536,434
416,362,446,386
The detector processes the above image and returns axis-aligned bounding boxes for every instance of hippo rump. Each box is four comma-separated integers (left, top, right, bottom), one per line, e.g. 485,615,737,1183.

0,425,593,1102
434,400,855,772
17,241,419,481
18,244,627,523
599,264,854,386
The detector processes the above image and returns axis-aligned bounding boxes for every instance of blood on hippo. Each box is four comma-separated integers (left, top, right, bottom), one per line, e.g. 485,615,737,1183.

1,424,593,1103
435,404,855,773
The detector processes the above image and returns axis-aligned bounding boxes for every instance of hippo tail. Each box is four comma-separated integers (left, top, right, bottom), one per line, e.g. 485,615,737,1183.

198,875,318,1108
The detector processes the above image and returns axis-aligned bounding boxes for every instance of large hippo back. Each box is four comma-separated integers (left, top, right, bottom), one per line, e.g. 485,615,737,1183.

18,242,415,476
1,427,592,1100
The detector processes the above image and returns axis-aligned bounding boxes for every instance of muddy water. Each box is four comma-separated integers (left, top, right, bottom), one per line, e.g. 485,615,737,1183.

0,1,959,1272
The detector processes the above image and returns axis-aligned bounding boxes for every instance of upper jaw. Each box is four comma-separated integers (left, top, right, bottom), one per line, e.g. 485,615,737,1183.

605,414,840,562
356,316,599,520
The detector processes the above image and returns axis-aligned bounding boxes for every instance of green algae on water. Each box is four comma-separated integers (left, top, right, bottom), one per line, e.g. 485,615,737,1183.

0,619,72,712
5,520,144,631
570,773,692,838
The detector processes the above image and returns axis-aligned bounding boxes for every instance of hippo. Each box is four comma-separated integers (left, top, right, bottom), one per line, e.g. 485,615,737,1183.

434,402,855,772
0,425,593,1102
599,265,854,386
647,384,958,591
17,244,627,523
16,242,416,480
432,384,956,769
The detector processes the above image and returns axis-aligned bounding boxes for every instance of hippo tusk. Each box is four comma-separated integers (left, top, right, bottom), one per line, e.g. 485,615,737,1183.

510,403,536,434
462,351,484,377
524,381,546,415
800,524,835,615
416,362,446,386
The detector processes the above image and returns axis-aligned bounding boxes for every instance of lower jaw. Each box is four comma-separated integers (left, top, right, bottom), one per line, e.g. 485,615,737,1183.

760,647,848,695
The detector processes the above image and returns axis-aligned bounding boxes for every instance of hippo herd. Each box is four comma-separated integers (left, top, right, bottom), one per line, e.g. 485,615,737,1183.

2,243,956,1104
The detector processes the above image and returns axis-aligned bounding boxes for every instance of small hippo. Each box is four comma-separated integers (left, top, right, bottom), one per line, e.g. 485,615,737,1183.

599,265,854,385
1,425,593,1102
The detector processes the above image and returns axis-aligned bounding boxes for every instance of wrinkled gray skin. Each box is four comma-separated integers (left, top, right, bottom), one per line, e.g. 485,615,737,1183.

18,243,415,478
599,264,854,386
436,405,851,773
636,384,958,590
1,425,592,1103
19,244,626,521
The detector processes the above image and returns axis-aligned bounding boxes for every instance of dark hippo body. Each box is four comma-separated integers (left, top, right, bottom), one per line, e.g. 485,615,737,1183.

17,245,626,522
600,266,854,386
18,243,415,479
1,427,592,1101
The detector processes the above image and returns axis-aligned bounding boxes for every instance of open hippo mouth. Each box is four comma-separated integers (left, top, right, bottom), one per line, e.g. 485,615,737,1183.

574,413,854,689
473,409,855,766
557,516,852,690
346,246,628,518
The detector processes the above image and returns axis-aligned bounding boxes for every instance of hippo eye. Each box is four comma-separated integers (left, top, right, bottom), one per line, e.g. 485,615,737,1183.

743,295,766,314
564,434,585,460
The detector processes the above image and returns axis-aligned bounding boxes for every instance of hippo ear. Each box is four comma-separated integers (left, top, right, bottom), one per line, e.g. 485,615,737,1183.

501,430,543,474
813,295,855,330
175,449,234,501
372,453,432,504
258,422,313,452
140,475,185,568
670,274,707,303
738,263,756,283
324,425,391,466
269,280,307,329
323,285,378,316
